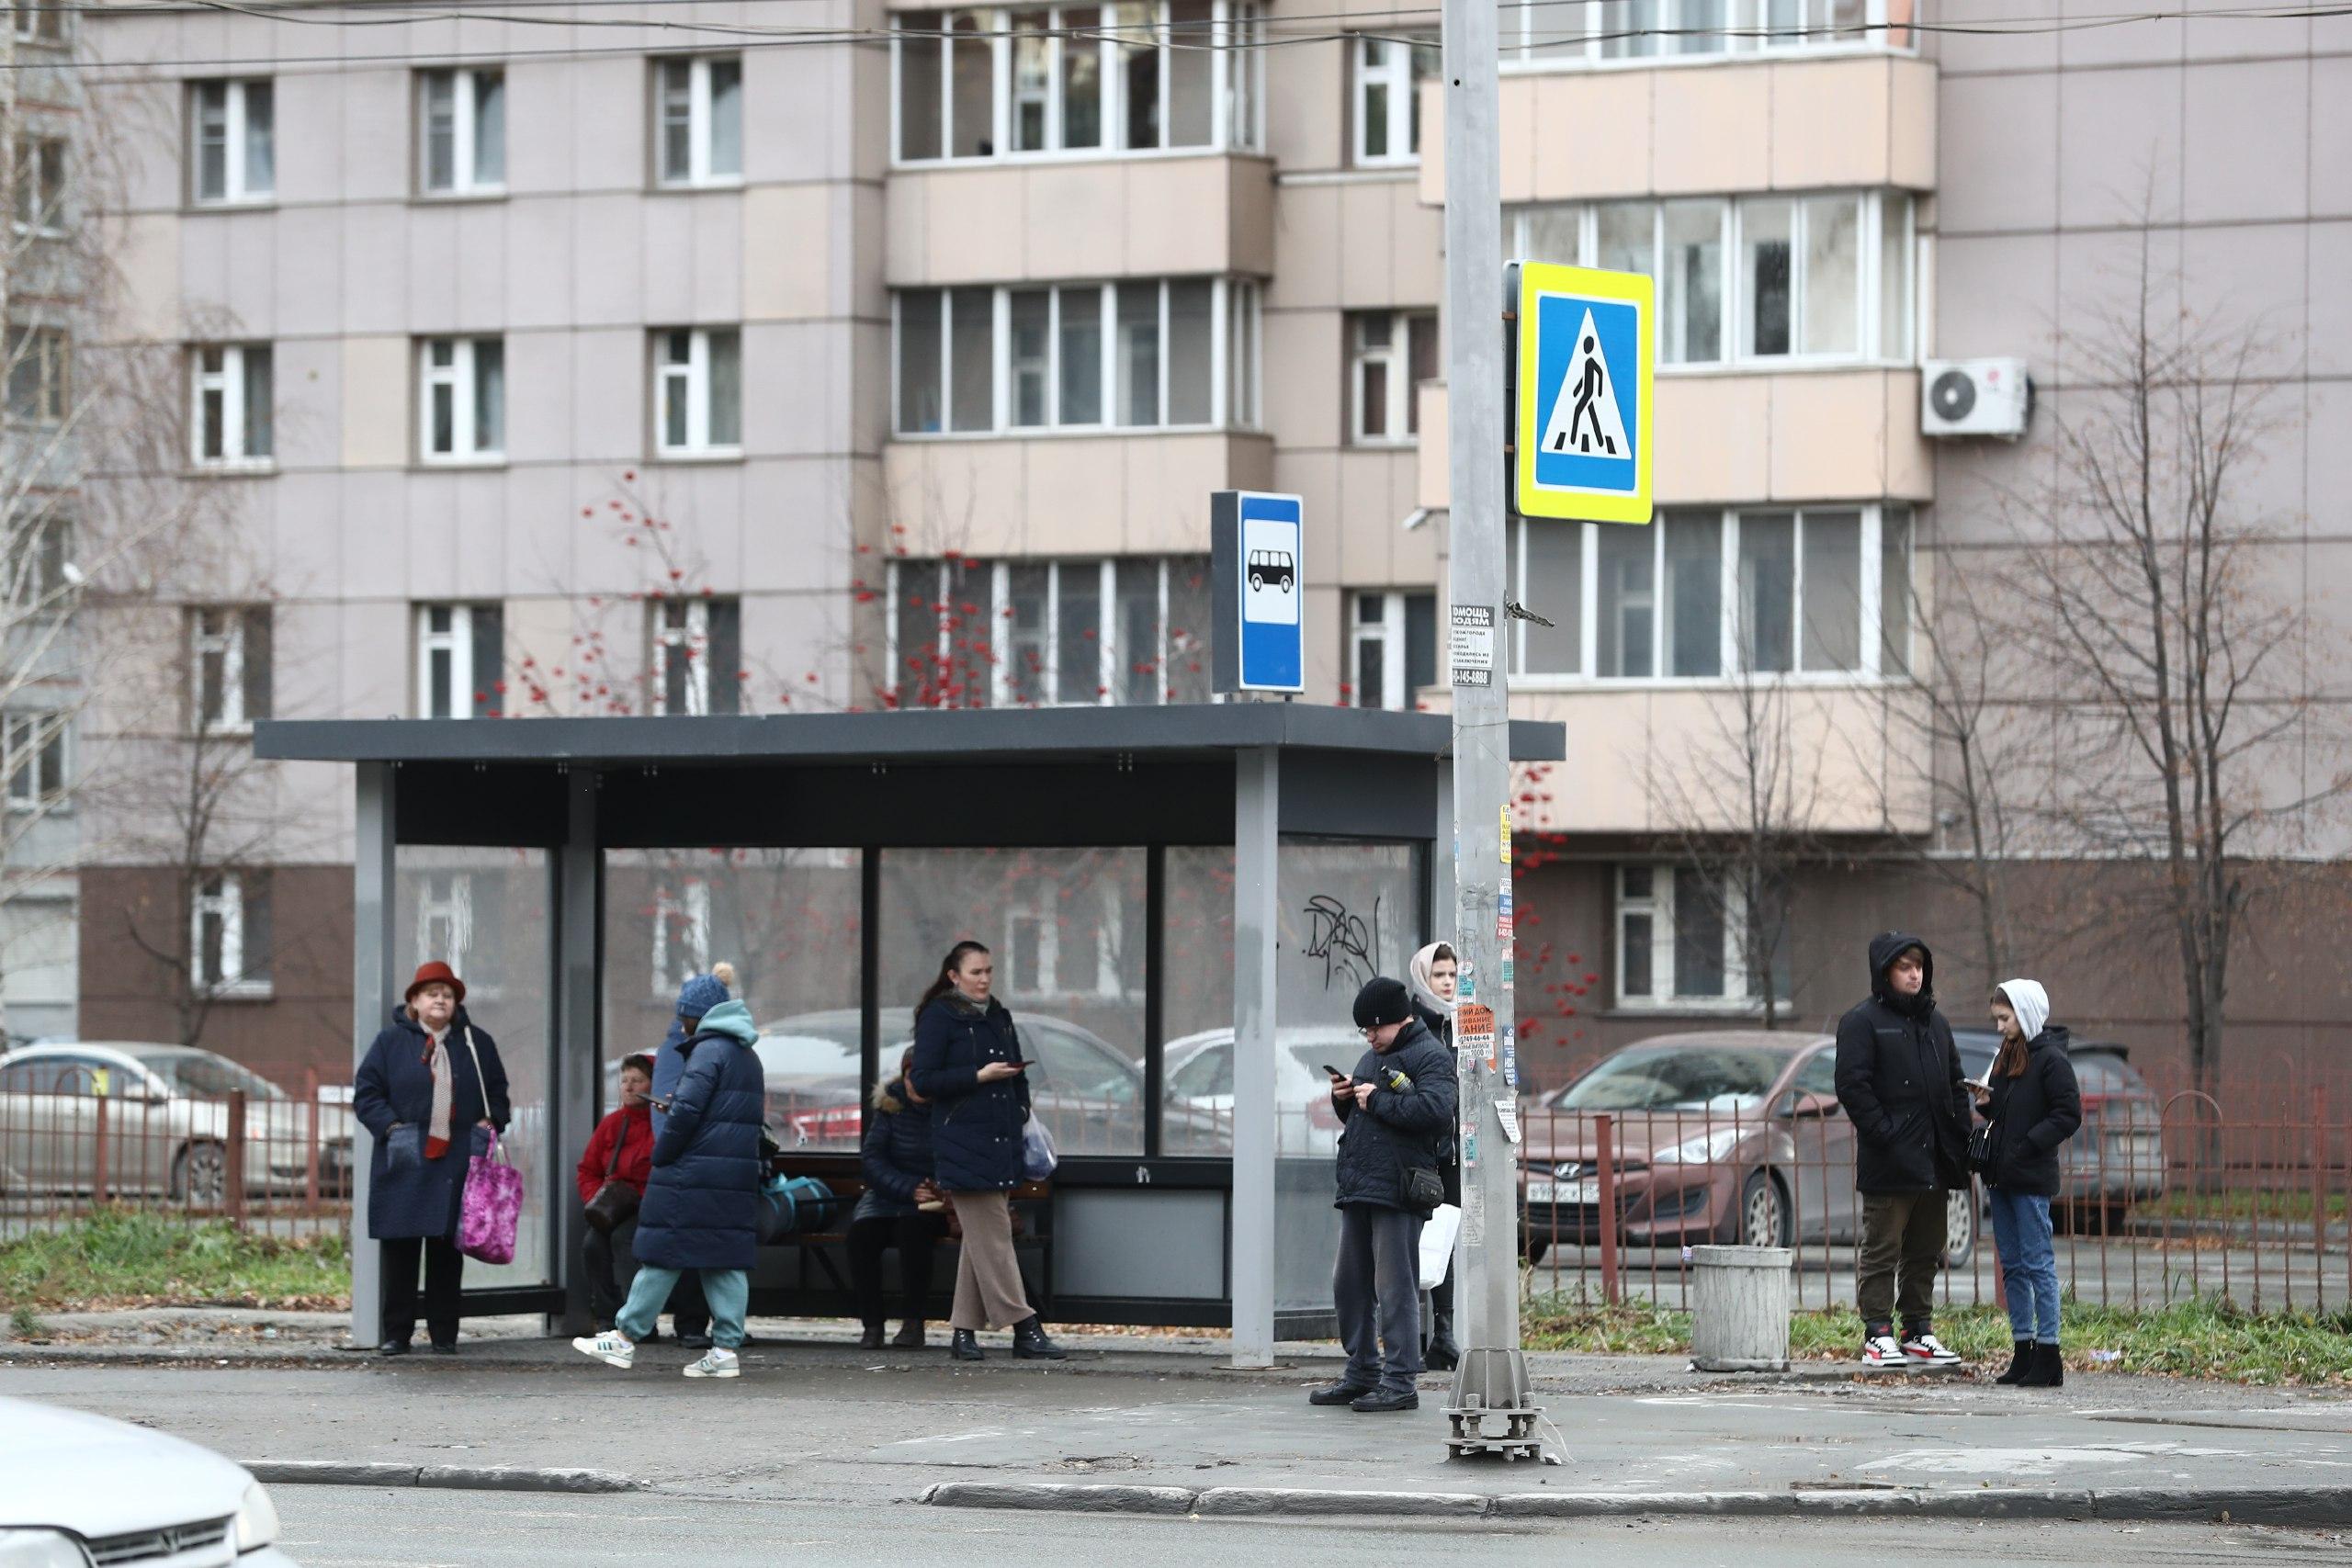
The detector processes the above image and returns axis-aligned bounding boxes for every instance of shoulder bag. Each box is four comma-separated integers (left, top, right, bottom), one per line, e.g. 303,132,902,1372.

456,1028,524,1265
583,1113,639,1234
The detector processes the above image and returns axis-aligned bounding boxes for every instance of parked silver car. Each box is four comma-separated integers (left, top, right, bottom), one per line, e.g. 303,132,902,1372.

0,1043,355,1202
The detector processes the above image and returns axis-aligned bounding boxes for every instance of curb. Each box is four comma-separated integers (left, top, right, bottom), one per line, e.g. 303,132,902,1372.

919,1481,2352,1527
246,1461,640,1494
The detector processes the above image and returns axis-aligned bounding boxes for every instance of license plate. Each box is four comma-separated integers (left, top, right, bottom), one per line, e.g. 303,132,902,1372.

1524,1178,1600,1205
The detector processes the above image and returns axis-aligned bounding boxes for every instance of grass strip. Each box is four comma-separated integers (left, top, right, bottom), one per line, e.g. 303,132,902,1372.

0,1207,349,1313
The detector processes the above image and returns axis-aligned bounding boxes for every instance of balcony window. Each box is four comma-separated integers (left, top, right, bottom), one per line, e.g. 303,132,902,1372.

1510,0,1907,65
2,713,63,811
888,556,1213,707
894,2,1264,164
650,597,742,716
1510,506,1910,682
1353,35,1438,166
13,135,66,234
190,79,273,205
190,605,273,731
6,325,68,425
419,68,506,196
192,872,272,995
1349,590,1437,710
1348,310,1437,443
1508,191,1912,367
654,56,742,186
1616,864,1789,1010
189,344,273,468
12,1,64,45
894,279,1261,434
418,337,504,463
414,603,504,718
653,328,742,457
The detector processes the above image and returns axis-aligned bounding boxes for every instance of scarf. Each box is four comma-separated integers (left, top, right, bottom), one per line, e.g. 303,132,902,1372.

421,1027,455,1159
1407,942,1455,1023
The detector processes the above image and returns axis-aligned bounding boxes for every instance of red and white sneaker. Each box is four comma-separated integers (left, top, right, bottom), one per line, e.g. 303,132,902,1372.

1902,1332,1962,1366
1860,1333,1905,1369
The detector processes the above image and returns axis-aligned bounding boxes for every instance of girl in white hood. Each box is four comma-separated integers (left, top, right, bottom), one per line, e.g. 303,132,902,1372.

1973,978,2083,1390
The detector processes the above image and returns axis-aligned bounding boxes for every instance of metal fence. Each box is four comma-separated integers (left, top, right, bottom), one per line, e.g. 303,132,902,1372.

0,1066,353,1242
1521,1090,2351,1315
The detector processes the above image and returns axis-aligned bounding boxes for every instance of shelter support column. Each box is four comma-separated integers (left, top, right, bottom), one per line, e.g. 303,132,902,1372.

1229,745,1279,1368
555,769,601,1335
350,761,398,1348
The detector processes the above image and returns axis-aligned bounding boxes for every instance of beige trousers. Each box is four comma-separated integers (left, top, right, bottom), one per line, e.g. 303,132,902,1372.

947,1190,1034,1331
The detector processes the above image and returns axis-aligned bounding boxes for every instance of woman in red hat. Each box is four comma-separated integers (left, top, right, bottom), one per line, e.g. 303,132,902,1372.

353,960,512,1355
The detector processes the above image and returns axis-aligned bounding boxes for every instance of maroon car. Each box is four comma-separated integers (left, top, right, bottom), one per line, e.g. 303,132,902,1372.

1519,1031,1977,1269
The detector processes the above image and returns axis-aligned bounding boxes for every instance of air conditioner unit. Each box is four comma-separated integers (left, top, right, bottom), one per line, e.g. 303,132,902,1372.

1921,358,2031,439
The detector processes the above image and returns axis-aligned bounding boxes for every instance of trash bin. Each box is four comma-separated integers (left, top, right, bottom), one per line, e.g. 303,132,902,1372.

1689,1244,1792,1371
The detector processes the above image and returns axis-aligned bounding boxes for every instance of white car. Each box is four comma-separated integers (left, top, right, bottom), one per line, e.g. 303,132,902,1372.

0,1397,299,1566
1160,1025,1372,1156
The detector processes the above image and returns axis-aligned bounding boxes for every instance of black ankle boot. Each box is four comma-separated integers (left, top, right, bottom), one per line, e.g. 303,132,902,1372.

2017,1341,2061,1387
950,1328,983,1361
1424,1311,1460,1372
1995,1338,2031,1385
859,1321,885,1350
1012,1315,1066,1360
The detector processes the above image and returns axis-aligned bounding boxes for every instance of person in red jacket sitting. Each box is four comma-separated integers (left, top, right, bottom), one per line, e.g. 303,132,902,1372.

577,1054,657,1332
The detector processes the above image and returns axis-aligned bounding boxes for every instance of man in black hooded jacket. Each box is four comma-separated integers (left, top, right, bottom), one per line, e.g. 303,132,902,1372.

1834,931,1971,1368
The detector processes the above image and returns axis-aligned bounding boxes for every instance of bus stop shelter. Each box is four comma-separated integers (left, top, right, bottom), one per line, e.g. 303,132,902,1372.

255,705,1565,1362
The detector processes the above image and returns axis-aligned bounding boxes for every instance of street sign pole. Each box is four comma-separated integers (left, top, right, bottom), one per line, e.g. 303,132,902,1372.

1442,0,1541,1461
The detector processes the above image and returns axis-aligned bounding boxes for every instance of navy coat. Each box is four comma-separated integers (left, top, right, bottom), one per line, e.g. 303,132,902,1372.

1834,931,1971,1194
854,1077,937,1224
1332,1020,1458,1212
633,1000,767,1271
910,994,1030,1193
353,1005,512,1241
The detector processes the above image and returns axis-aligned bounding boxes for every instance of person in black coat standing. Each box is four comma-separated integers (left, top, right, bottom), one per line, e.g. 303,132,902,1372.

910,941,1064,1364
353,961,512,1356
1834,931,1972,1370
1405,942,1462,1371
849,1046,948,1349
1312,976,1459,1415
1974,978,2082,1389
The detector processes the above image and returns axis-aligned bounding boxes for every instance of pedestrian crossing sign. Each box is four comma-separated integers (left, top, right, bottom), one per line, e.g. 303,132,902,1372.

1515,262,1654,524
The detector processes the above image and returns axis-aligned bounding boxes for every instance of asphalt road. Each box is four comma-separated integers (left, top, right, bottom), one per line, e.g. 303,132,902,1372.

270,1488,2352,1568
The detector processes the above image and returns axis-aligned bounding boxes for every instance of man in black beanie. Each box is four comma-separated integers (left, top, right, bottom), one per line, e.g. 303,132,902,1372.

1311,975,1460,1413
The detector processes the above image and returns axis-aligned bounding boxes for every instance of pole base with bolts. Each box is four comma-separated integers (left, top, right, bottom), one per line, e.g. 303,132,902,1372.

1444,1348,1543,1460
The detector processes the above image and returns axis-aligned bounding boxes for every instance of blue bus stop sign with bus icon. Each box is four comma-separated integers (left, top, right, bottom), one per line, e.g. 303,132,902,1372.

1516,262,1654,525
1210,491,1305,694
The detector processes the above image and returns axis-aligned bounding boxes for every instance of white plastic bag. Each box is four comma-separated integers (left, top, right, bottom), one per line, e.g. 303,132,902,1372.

1418,1203,1462,1291
1021,1110,1058,1181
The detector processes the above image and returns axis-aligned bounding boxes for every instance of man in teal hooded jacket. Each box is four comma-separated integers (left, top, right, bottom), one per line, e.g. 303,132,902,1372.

575,997,765,1379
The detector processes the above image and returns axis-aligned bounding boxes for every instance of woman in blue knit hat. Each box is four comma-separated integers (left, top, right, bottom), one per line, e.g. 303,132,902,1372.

645,963,733,1347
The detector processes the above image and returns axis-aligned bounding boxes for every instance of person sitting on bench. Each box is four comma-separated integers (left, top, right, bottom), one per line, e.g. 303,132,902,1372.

849,1046,949,1349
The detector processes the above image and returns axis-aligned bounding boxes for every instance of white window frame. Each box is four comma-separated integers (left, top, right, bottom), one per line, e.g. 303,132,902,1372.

650,879,712,996
886,556,1216,708
13,133,67,236
891,1,1264,166
1510,503,1903,688
7,325,69,425
413,603,497,719
13,1,66,45
1615,864,1781,1011
1,712,63,812
191,873,268,997
190,79,273,206
650,597,728,716
1352,35,1432,166
416,872,474,982
1347,310,1433,444
417,67,506,197
417,336,504,464
1004,882,1123,1000
189,344,272,469
652,328,742,458
653,55,744,188
1349,591,1399,709
1502,0,1910,70
190,607,253,731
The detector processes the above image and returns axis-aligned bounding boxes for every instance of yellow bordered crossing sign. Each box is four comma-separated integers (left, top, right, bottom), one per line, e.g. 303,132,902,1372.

1515,262,1655,525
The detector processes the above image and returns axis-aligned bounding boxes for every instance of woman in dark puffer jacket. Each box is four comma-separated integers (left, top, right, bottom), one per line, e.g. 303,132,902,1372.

850,1047,948,1348
1973,978,2083,1390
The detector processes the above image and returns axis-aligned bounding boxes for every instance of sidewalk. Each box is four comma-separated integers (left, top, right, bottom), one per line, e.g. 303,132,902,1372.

6,1310,2350,1523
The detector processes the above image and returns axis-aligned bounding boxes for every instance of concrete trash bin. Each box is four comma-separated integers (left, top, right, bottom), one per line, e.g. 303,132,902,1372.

1690,1244,1792,1371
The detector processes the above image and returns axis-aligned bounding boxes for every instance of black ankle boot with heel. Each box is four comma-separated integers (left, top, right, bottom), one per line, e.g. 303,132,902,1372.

1994,1338,2032,1385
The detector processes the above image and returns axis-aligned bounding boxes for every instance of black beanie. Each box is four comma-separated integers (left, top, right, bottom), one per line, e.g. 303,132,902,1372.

1352,976,1412,1031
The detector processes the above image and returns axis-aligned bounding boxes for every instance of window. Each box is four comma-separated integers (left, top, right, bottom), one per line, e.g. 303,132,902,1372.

13,136,66,233
650,597,742,716
1507,191,1912,367
2,713,62,810
414,603,504,718
895,280,1259,434
418,337,504,462
1349,311,1438,443
190,79,274,205
1353,35,1438,165
419,68,506,195
654,56,742,186
1510,506,1909,682
1615,864,1787,1009
190,605,272,731
1507,0,1902,64
12,1,63,43
888,556,1211,707
189,344,273,467
652,328,742,457
192,872,272,994
6,513,70,611
415,872,474,979
1349,591,1438,710
650,879,711,995
6,326,66,424
893,2,1264,162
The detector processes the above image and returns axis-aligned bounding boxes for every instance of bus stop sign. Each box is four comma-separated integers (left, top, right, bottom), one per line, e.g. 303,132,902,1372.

1515,262,1654,525
1211,490,1305,694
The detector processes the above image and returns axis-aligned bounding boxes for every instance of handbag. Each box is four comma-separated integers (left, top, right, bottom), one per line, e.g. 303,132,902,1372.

456,1030,523,1265
1967,1118,1997,1179
1402,1164,1446,1219
582,1114,639,1235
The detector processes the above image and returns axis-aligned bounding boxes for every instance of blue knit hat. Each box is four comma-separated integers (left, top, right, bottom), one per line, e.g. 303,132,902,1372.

674,970,730,1021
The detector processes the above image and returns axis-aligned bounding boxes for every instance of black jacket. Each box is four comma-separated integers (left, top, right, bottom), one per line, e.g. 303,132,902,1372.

854,1077,937,1223
1977,1027,2085,1197
633,1007,767,1271
1332,1020,1459,1212
1833,931,1970,1194
910,994,1031,1192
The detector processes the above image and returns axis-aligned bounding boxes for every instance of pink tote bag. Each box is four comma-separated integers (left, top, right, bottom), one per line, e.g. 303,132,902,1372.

456,1031,522,1266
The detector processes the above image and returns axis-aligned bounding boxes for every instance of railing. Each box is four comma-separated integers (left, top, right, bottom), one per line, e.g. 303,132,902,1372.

1518,1089,2351,1315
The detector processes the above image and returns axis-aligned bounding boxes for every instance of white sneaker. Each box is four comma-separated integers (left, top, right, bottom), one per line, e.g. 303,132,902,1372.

683,1347,740,1379
1860,1333,1905,1369
1903,1332,1962,1366
571,1331,635,1370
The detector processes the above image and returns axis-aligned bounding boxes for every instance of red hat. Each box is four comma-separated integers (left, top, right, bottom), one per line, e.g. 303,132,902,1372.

404,961,467,1005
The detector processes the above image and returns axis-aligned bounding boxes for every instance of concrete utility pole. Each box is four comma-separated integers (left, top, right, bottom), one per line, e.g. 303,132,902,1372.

1441,0,1542,1459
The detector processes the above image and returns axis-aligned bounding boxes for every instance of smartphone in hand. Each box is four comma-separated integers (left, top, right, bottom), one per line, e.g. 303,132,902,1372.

1321,1064,1347,1080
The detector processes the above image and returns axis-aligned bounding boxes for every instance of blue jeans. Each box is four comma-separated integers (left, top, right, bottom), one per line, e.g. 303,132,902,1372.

616,1266,747,1349
1987,1189,2060,1343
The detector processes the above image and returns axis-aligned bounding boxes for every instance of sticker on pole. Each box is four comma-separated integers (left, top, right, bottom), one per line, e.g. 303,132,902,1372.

1457,1002,1497,1072
1450,604,1495,688
1516,262,1654,525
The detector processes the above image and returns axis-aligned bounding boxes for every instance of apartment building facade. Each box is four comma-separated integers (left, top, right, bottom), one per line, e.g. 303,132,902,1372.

75,1,2349,1090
